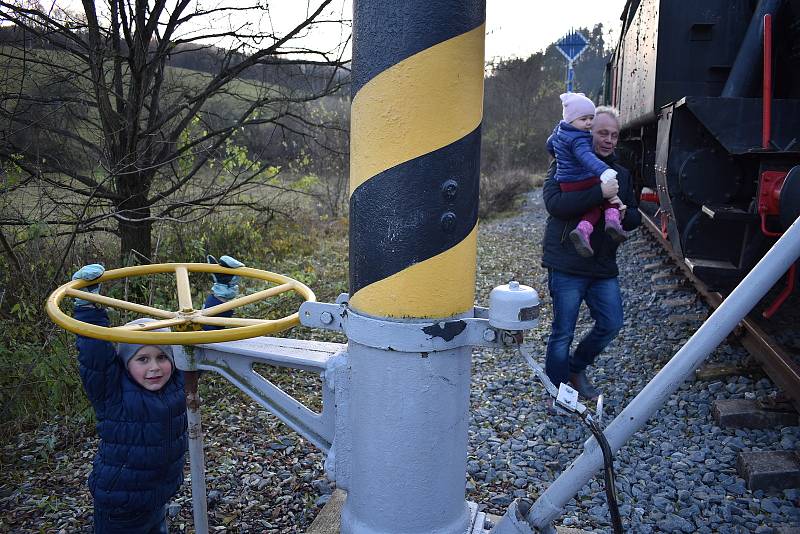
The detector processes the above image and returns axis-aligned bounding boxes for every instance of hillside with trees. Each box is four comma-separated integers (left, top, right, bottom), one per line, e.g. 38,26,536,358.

0,1,348,264
481,23,609,173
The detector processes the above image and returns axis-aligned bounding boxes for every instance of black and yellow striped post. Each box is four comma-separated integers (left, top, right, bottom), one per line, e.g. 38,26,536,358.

349,2,484,319
343,1,486,532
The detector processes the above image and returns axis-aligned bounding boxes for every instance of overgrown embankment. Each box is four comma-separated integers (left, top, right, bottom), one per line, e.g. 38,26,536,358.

0,169,541,440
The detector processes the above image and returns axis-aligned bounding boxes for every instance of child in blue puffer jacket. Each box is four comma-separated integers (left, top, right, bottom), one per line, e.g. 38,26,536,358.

72,256,242,533
546,92,628,257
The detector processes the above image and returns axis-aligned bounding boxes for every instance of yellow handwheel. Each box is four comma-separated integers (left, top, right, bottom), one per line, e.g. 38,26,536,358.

46,263,316,344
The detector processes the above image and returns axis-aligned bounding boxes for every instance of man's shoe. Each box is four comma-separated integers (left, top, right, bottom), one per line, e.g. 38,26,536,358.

569,370,600,400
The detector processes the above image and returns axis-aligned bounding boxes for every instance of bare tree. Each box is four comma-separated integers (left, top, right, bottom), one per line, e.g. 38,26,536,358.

0,0,350,261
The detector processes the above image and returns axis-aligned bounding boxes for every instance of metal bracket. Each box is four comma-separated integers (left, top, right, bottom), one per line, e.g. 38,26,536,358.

175,336,346,452
300,300,511,352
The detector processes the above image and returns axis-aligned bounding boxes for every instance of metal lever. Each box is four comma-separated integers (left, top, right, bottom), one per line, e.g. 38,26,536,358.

516,343,593,416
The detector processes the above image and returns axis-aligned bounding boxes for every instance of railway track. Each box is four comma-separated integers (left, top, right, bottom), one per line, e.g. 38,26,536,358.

639,210,800,414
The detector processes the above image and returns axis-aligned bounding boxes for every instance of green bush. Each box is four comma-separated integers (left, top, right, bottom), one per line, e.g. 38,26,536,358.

0,253,93,437
0,211,349,441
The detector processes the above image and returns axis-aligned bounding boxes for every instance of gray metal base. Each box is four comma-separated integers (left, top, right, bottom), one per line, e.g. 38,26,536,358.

307,492,594,534
307,490,488,534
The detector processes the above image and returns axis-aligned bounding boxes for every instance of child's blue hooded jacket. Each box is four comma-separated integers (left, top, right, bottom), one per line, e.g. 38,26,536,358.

75,305,187,513
546,120,611,183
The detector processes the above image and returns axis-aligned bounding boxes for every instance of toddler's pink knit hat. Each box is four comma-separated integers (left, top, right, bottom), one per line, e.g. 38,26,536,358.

560,92,596,124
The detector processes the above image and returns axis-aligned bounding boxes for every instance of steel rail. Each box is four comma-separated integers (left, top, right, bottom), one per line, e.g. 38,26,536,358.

639,210,800,413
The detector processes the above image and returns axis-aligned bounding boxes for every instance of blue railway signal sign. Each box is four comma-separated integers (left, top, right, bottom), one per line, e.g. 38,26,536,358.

556,30,589,92
556,30,589,62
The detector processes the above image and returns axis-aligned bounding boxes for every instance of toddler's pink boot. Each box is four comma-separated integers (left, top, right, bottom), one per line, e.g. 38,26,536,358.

604,208,628,243
569,221,594,257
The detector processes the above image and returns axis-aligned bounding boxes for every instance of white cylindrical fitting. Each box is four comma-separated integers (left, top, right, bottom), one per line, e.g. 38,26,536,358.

488,281,540,330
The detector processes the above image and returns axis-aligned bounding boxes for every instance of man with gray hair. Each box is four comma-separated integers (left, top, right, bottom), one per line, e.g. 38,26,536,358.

541,106,641,400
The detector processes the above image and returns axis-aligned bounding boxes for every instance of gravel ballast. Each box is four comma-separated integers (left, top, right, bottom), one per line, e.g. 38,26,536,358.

2,189,799,532
470,191,800,533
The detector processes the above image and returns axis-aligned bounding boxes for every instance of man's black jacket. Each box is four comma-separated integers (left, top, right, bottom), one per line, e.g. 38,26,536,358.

541,155,641,278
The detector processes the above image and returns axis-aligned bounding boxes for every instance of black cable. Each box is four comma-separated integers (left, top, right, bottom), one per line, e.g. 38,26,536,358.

514,341,624,532
580,412,624,534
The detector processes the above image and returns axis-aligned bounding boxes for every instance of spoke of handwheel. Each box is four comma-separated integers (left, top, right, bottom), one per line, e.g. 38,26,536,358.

192,316,273,327
65,289,176,319
175,265,193,312
201,282,295,316
115,317,190,331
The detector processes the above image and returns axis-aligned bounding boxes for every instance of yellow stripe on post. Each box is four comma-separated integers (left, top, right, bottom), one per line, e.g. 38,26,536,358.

349,224,478,318
350,23,485,194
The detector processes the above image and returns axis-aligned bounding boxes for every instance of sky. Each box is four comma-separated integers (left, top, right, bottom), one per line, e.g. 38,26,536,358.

485,0,628,60
264,0,630,60
52,0,629,61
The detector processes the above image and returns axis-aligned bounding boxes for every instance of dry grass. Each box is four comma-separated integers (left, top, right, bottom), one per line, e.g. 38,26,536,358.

479,168,542,219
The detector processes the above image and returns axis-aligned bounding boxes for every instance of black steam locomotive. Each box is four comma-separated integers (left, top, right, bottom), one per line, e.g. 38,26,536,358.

603,0,800,304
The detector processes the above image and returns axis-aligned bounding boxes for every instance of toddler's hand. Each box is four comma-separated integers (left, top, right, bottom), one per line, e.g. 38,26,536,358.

601,178,619,199
71,264,105,307
207,255,245,300
609,196,626,211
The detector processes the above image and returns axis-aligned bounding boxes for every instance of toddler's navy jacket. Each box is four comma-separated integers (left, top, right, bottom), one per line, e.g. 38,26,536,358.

546,120,611,183
75,305,187,512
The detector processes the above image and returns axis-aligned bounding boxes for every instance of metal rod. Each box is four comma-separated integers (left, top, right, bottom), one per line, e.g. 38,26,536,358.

64,289,176,318
200,282,295,316
191,316,272,327
115,317,189,330
762,13,772,149
175,266,193,312
641,211,800,413
184,371,209,534
526,215,800,529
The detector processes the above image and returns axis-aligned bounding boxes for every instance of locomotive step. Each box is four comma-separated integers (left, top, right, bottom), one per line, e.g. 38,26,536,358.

701,204,760,222
684,257,738,277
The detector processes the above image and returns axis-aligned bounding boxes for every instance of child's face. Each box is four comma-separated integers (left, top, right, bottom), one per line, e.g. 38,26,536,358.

127,346,173,391
570,114,594,131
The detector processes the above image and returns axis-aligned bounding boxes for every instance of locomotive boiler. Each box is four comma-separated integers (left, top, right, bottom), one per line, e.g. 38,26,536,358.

604,0,800,300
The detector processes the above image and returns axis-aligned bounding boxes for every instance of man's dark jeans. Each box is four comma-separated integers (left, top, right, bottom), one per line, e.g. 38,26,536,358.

545,269,624,387
94,505,168,534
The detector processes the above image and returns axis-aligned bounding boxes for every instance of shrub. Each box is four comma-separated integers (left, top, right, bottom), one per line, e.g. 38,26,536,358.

0,232,106,438
479,169,537,218
0,210,349,440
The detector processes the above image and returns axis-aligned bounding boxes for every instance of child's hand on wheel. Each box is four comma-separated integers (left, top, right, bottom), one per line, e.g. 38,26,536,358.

207,255,245,300
71,264,105,307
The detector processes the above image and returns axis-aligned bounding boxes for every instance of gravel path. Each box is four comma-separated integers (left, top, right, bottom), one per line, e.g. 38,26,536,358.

2,189,799,533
